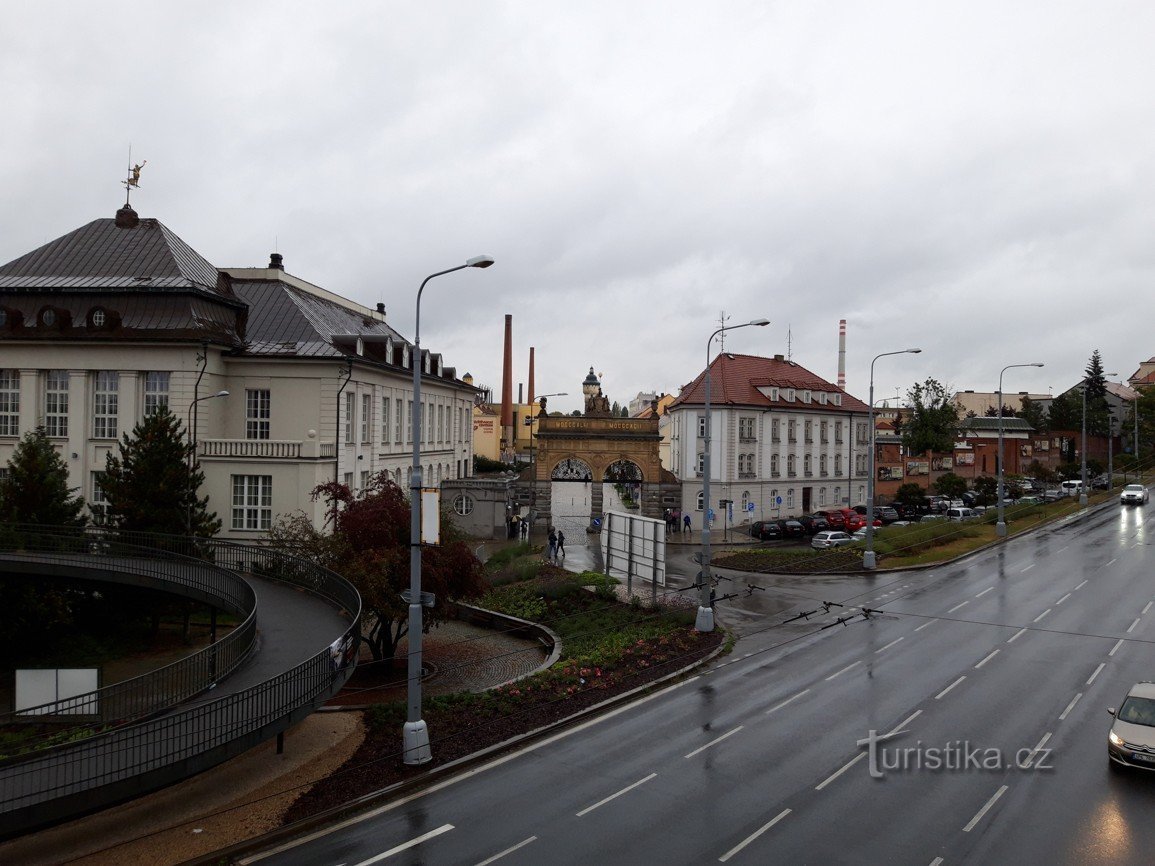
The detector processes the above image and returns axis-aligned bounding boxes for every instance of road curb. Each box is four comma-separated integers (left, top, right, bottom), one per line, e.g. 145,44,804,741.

188,638,729,865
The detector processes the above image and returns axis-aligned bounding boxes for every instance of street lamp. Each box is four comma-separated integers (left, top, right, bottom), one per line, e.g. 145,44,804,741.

863,349,921,570
697,317,770,632
1080,370,1117,507
526,392,567,530
996,363,1044,538
405,254,494,765
185,390,229,533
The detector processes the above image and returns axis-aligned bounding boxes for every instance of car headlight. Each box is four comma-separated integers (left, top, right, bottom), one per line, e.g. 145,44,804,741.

1109,731,1124,747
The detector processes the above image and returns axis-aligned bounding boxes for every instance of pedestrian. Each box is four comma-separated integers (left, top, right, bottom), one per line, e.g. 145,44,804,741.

520,518,529,540
547,527,557,561
683,513,691,533
556,530,566,557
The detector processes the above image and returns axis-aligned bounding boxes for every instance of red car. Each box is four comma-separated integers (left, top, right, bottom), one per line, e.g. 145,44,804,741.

844,513,882,532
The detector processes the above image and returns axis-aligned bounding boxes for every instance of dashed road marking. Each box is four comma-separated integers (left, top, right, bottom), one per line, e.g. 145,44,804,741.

1110,639,1125,656
1059,693,1083,721
975,650,999,669
685,727,744,759
1145,602,1153,615
816,753,866,791
915,619,939,632
1034,609,1051,623
1056,593,1072,605
718,809,792,862
1018,732,1052,768
1021,564,1036,573
1075,580,1088,590
963,785,1008,833
1106,558,1117,567
1087,663,1106,686
766,689,810,715
1006,628,1028,643
975,587,994,598
875,638,905,654
936,676,966,700
474,836,538,866
826,661,862,681
576,773,657,817
354,825,455,865
1127,618,1142,634
947,601,969,614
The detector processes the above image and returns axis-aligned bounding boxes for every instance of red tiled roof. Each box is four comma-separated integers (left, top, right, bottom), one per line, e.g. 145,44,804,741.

671,353,869,413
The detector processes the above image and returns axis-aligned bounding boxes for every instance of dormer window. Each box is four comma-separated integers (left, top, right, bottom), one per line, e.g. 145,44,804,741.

436,355,443,376
831,393,842,406
385,336,393,361
355,337,364,356
423,352,431,374
90,308,106,328
785,388,795,402
769,387,779,401
39,307,57,328
802,390,811,403
402,346,410,368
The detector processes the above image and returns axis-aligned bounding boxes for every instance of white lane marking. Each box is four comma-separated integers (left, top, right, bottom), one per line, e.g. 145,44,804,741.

1106,558,1117,567
1057,546,1069,553
1145,602,1153,615
685,726,744,759
1056,593,1072,605
1034,609,1052,623
876,637,905,654
1006,628,1028,643
718,809,792,863
889,710,922,735
1021,563,1036,573
242,676,702,862
975,587,994,598
1059,693,1083,721
963,785,1008,833
826,660,861,681
1110,639,1125,657
929,859,944,866
353,825,454,865
576,773,657,817
1019,732,1052,769
742,653,753,658
1087,662,1106,686
1128,618,1142,634
1075,580,1088,590
915,619,939,632
815,753,866,790
975,650,999,669
474,836,538,866
766,689,810,715
936,676,967,700
947,601,969,614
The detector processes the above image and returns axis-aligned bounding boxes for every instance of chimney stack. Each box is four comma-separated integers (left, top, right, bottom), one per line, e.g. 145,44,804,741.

837,319,847,389
528,347,535,405
501,315,514,449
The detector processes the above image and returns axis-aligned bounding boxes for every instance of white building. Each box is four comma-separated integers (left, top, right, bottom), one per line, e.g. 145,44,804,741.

0,204,478,537
668,353,872,525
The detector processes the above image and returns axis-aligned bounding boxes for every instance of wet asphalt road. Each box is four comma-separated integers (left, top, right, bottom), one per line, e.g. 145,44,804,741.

257,500,1155,866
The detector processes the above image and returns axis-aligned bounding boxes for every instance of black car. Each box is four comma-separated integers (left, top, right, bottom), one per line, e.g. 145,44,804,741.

797,514,829,534
778,519,806,539
750,521,782,541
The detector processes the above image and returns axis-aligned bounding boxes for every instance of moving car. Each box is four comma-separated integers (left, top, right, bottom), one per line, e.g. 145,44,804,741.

1121,484,1150,505
811,530,853,549
1108,682,1155,769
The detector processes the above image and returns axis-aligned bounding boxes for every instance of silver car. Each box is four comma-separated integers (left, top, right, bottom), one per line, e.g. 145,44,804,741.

1108,683,1155,769
1120,484,1150,505
812,530,853,550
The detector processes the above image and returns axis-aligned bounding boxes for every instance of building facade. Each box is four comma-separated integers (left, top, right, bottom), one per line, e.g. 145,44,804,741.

667,352,872,527
0,205,477,537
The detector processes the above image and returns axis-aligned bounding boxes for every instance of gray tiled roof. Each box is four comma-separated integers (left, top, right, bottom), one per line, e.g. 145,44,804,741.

959,416,1035,432
0,217,229,296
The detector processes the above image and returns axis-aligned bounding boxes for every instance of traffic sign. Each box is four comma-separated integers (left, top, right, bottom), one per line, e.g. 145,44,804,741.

776,496,783,505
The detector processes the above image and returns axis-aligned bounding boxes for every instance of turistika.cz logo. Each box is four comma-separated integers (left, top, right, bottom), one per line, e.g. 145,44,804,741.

857,729,1054,778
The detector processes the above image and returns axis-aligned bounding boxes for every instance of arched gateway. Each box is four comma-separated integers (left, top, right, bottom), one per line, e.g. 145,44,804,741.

519,383,681,534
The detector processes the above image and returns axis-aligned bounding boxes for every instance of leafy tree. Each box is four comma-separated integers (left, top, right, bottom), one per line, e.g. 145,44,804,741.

1019,396,1047,432
1132,385,1155,464
610,401,622,416
101,406,220,537
901,379,959,455
933,472,968,500
1025,459,1057,485
1046,390,1082,446
269,472,486,661
892,482,927,513
972,475,999,506
984,404,1017,417
0,427,86,527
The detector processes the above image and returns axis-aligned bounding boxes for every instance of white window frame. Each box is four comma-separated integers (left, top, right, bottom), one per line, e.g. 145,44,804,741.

381,396,390,445
344,392,356,444
45,370,69,437
231,475,272,530
144,371,170,417
92,371,119,439
0,370,18,436
361,393,372,443
246,389,271,440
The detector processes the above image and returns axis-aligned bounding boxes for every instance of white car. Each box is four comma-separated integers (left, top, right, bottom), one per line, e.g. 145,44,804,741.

812,530,853,549
1109,682,1155,769
1121,484,1150,505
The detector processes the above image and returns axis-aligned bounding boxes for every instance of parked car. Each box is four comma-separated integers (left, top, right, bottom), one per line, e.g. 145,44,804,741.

750,520,782,541
919,514,946,523
876,506,901,524
851,526,884,542
1108,682,1155,769
812,530,853,549
778,519,806,539
1121,484,1150,505
1060,480,1085,497
1018,495,1044,505
945,507,977,521
845,513,882,532
1092,474,1110,490
797,514,829,534
814,510,847,528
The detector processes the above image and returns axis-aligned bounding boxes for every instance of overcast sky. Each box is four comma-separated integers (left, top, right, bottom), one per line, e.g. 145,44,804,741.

3,1,1152,414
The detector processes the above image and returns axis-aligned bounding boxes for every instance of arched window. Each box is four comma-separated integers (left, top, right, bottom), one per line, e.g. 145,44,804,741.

787,454,796,477
787,488,795,508
820,454,828,476
835,454,843,476
696,491,704,511
804,454,812,476
819,487,826,506
741,490,750,513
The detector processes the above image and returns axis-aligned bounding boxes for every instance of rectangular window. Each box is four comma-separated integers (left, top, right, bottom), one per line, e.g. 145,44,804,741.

438,405,445,443
395,398,403,444
0,370,18,436
381,397,390,444
360,470,370,489
45,370,69,437
696,453,705,475
697,414,706,438
144,371,170,416
820,420,828,444
343,472,354,488
92,371,119,439
361,394,371,442
835,421,844,444
231,475,272,530
739,417,756,441
90,471,108,523
344,392,356,444
804,420,813,443
787,420,797,443
246,389,271,440
407,400,413,443
771,418,780,443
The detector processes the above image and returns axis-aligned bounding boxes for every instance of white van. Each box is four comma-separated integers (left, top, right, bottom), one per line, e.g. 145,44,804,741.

1059,480,1085,497
946,507,976,521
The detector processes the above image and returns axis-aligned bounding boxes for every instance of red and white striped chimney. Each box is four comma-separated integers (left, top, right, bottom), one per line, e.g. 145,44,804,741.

837,319,847,389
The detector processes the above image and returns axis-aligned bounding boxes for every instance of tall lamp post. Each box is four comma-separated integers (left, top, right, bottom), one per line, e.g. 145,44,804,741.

405,254,494,765
1080,370,1117,507
996,362,1044,537
863,349,921,570
185,390,229,534
697,317,770,632
526,392,567,527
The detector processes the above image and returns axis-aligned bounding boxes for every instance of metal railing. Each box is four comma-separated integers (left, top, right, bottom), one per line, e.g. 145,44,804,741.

0,525,360,837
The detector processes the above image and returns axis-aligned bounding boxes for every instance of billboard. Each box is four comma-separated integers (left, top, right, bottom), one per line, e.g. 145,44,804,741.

601,511,666,602
16,668,100,715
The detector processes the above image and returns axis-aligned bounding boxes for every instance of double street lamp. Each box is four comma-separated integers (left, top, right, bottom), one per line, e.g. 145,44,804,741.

404,254,494,765
185,390,229,533
996,363,1044,537
863,349,921,571
697,317,770,633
